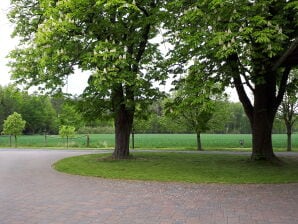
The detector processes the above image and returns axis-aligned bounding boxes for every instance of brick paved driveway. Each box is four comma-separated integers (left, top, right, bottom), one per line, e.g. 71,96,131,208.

0,149,298,224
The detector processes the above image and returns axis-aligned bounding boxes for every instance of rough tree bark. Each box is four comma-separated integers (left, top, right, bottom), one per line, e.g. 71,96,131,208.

112,85,134,160
113,105,134,159
251,84,276,160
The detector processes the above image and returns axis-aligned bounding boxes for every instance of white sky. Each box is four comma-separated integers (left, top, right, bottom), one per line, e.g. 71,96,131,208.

0,0,15,85
0,0,239,101
0,0,89,95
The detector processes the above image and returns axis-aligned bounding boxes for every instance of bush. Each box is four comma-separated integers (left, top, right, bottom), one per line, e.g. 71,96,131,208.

77,126,114,134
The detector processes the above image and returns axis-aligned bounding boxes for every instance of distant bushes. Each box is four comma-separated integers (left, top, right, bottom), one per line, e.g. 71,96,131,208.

77,126,114,134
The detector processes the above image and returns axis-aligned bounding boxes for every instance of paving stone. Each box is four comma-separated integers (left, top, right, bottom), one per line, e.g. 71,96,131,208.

0,149,298,224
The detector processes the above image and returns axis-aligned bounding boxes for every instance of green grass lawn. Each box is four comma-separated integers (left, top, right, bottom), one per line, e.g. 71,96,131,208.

53,152,298,184
1,133,297,151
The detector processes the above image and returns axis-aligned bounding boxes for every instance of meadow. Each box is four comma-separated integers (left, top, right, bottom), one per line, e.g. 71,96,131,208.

0,133,297,151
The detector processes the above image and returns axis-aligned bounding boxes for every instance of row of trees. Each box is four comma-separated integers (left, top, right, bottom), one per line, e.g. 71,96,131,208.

8,0,298,160
0,84,242,135
1,84,296,136
1,111,78,147
0,85,83,134
134,99,298,136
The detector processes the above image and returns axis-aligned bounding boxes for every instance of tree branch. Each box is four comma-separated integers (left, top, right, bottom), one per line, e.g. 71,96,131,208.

233,74,254,122
136,24,151,63
228,54,254,122
239,66,254,93
242,71,255,92
275,66,291,110
135,4,149,17
273,38,298,71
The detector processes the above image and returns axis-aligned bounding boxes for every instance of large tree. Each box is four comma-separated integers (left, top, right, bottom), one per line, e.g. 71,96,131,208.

8,0,165,159
166,0,298,160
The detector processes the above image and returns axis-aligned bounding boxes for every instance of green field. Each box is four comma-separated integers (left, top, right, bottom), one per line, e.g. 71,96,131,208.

0,133,297,151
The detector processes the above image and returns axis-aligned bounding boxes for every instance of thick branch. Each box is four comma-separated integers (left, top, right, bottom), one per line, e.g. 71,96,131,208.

228,54,254,122
136,24,150,63
135,4,149,17
237,58,254,92
240,71,254,93
233,74,254,123
273,38,298,71
275,66,291,110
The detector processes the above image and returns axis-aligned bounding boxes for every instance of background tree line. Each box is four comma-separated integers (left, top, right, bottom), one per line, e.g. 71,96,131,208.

1,84,296,135
0,85,80,134
134,97,298,135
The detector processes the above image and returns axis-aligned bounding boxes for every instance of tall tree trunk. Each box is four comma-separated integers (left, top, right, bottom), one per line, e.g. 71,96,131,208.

230,49,292,161
251,108,275,160
113,105,133,159
250,82,277,160
112,85,134,160
231,54,284,161
196,132,202,151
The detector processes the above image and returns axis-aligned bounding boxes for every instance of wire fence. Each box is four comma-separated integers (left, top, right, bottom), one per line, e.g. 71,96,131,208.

0,133,297,151
0,134,91,149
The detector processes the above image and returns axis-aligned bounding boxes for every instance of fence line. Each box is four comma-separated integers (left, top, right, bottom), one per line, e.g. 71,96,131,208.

0,134,297,151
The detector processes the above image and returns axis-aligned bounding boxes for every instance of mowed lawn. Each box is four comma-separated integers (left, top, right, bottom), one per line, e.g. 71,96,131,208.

0,133,297,151
54,152,298,184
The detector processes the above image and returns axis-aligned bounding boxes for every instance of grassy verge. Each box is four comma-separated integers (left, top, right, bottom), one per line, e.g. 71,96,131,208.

53,152,298,184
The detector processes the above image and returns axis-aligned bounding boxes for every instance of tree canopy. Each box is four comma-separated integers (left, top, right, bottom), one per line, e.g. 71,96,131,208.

8,0,167,159
2,112,26,137
165,67,226,150
165,0,298,160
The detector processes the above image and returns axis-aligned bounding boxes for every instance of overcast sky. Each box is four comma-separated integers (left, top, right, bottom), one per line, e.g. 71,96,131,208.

0,0,90,95
0,0,15,85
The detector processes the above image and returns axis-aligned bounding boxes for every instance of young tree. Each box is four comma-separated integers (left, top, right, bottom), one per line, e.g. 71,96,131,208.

0,85,23,131
2,112,26,147
166,0,298,160
59,103,84,130
278,69,298,151
8,0,166,159
59,125,76,137
59,125,76,148
166,68,225,151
